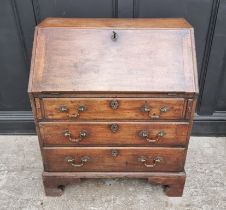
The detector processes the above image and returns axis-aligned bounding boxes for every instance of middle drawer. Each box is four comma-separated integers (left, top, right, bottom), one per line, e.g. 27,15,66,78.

39,122,189,146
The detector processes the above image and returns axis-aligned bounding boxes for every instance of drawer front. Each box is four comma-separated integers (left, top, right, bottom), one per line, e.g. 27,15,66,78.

42,98,186,120
43,147,185,172
40,122,189,146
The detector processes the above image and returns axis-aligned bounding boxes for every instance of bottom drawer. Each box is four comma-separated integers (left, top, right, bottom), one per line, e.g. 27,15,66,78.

43,147,186,172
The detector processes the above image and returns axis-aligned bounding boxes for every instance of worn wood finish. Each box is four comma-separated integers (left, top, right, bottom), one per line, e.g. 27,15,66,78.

42,98,186,120
42,171,186,197
40,122,189,146
28,18,198,197
43,147,186,172
38,18,193,28
148,172,186,197
42,173,81,197
28,19,198,94
34,92,194,98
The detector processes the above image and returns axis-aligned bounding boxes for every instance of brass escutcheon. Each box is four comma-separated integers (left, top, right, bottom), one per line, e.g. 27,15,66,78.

111,149,119,157
110,99,119,110
110,123,119,133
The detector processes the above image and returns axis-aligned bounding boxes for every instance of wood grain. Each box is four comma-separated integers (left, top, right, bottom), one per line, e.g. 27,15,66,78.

42,171,185,197
28,18,199,197
29,19,198,94
42,98,186,120
43,147,186,172
38,18,193,29
39,121,189,146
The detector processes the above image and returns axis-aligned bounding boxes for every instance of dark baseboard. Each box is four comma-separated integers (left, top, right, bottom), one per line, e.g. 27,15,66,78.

192,112,226,136
0,111,35,135
0,111,225,136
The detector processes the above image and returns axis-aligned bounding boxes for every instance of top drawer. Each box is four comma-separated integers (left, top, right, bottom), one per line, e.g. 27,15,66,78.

41,98,186,120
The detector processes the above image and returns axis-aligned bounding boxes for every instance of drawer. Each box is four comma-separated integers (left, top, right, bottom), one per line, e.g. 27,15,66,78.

43,147,186,172
40,122,189,146
42,98,186,120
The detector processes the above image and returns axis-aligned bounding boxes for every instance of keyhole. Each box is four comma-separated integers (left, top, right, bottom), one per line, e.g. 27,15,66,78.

110,124,119,133
111,149,118,157
110,99,119,109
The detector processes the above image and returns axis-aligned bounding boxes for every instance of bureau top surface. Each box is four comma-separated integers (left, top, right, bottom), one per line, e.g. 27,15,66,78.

28,18,198,94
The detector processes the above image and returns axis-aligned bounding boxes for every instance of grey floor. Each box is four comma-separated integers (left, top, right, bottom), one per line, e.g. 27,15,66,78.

0,136,225,210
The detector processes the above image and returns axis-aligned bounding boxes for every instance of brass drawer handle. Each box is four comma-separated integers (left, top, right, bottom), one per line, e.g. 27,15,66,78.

59,105,68,112
59,105,87,118
140,104,151,113
138,130,166,143
138,156,163,168
63,130,88,142
65,156,90,167
160,106,170,113
140,104,170,119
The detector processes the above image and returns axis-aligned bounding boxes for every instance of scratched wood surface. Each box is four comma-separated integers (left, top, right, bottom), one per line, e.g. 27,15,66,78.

29,18,198,94
28,18,198,197
42,98,186,120
39,121,189,146
43,147,186,172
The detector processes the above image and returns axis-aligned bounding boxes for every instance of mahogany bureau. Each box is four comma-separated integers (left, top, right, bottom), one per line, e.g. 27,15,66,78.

28,18,199,197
